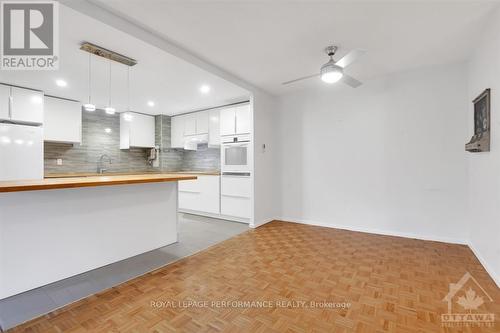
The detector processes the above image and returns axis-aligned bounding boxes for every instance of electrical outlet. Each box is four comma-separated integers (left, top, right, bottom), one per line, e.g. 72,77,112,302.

56,158,63,166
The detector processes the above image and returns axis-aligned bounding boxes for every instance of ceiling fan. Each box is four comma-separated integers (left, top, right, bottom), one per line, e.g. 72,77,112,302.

282,46,365,87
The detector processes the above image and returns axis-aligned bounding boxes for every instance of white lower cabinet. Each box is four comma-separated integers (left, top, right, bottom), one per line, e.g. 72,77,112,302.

179,174,252,222
220,175,252,219
221,195,251,219
178,175,220,214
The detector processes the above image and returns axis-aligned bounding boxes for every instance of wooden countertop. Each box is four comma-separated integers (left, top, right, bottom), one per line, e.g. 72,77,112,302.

0,174,197,193
44,171,221,178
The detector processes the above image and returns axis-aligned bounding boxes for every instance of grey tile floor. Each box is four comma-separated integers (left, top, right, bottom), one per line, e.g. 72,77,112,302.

0,213,248,331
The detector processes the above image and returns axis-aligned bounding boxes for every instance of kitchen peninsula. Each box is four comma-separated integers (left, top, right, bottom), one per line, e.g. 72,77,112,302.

0,173,196,299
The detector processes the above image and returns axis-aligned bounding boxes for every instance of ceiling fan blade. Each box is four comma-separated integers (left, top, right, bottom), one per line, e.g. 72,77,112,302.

341,74,363,88
282,73,319,85
335,49,366,68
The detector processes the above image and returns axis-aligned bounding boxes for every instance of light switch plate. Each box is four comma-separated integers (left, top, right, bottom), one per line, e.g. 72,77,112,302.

56,158,63,166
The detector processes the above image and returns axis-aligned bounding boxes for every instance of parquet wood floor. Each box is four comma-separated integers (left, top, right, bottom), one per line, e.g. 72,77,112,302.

8,221,500,332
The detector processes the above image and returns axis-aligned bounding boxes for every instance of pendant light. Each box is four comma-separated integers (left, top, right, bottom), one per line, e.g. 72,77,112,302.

83,53,96,111
104,59,116,115
123,66,133,122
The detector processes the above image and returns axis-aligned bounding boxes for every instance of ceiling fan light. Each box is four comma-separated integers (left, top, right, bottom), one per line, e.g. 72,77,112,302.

320,62,343,84
321,71,343,84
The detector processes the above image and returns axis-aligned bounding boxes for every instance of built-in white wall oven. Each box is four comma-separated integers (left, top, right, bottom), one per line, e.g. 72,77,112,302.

221,134,252,174
221,134,252,220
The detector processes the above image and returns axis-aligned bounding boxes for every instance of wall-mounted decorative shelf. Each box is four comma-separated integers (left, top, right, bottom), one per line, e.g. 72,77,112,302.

466,88,490,153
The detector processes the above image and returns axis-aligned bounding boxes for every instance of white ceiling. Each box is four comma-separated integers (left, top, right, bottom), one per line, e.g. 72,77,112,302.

0,4,250,115
92,1,498,95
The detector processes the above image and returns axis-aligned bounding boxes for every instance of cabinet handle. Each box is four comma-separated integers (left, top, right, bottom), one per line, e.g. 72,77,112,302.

8,95,13,119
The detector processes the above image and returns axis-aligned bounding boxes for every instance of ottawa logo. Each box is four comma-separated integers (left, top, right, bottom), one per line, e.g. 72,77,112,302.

441,272,495,327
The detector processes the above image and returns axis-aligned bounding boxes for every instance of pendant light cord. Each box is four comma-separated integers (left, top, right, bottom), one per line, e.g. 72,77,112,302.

88,53,92,104
127,66,130,111
108,60,112,106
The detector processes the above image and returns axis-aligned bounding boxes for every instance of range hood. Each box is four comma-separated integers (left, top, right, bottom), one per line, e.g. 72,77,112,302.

183,134,208,151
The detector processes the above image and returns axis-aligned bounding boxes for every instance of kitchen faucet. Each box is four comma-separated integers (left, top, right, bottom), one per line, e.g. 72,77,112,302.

97,154,112,174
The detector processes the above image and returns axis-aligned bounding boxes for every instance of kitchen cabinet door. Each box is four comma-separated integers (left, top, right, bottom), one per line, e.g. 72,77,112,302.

171,115,185,148
221,175,251,218
235,104,251,134
121,112,155,149
184,113,197,136
178,175,220,214
0,85,9,121
221,175,252,198
0,123,43,181
220,107,236,136
129,113,155,148
221,196,251,218
196,110,209,134
208,109,220,146
44,97,82,143
10,87,44,124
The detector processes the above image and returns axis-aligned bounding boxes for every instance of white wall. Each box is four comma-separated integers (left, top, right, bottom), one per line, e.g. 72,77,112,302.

466,8,500,286
252,91,279,227
276,63,469,244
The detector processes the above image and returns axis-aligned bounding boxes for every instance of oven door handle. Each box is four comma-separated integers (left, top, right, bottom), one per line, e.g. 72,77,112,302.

222,172,251,177
222,141,250,146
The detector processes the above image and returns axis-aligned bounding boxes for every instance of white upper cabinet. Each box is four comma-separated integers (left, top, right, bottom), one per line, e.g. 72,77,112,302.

196,111,209,134
183,112,208,136
220,104,251,136
208,109,220,146
220,107,236,136
235,104,251,134
171,109,219,148
184,113,197,136
10,87,44,124
0,86,43,124
44,97,82,143
0,85,9,121
171,115,185,148
120,112,155,149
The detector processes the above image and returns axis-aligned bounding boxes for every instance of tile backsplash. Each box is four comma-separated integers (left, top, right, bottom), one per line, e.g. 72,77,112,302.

44,111,220,175
156,115,220,172
182,144,220,171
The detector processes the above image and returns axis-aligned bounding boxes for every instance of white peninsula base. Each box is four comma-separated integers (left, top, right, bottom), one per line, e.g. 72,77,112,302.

0,182,178,299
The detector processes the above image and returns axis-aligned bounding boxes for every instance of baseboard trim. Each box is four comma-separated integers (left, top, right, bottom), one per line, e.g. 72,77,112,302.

277,217,468,245
250,218,274,229
178,209,250,224
467,242,500,288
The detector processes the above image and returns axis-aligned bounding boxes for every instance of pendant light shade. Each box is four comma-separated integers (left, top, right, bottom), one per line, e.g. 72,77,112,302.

83,53,96,111
105,60,115,115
